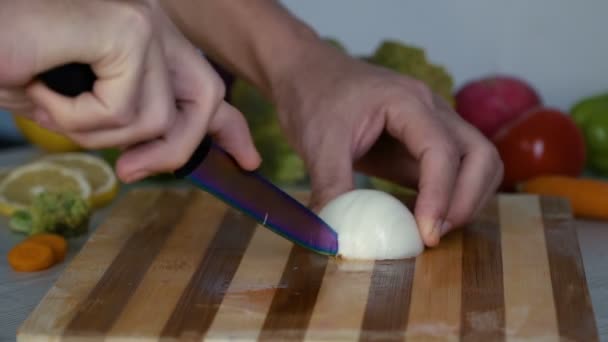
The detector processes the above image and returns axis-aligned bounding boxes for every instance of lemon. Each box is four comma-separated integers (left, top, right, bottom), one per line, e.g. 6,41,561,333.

13,115,82,153
40,153,119,208
0,162,91,216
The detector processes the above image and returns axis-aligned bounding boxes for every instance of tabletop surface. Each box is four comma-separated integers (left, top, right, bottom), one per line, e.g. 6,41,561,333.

0,146,606,342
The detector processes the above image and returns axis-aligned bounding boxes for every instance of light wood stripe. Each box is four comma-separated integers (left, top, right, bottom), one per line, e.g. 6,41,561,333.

499,195,559,340
540,197,599,342
359,258,416,341
160,210,257,339
62,190,191,337
460,199,505,341
258,245,329,341
303,259,375,341
204,224,294,340
106,191,225,339
16,189,168,341
407,230,463,341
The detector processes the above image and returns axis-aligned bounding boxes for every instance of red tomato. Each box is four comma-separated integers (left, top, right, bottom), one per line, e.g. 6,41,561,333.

492,107,586,191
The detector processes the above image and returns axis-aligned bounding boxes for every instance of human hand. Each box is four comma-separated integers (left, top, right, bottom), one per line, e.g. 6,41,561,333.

0,0,260,182
272,44,503,247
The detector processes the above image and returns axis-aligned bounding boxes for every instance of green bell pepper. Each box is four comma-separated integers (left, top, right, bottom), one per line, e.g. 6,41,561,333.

571,92,608,174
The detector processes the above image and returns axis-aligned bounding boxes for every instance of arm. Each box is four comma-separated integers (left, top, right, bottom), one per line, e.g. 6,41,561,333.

160,0,325,100
162,0,503,247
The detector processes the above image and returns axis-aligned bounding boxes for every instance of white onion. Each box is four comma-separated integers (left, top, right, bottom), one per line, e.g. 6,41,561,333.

319,189,424,260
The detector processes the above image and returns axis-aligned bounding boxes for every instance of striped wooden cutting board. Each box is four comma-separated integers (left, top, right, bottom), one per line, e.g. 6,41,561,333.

17,187,598,341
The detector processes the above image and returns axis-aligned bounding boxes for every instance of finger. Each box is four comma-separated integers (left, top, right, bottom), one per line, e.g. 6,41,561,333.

442,143,500,233
472,153,504,219
207,102,262,171
31,107,62,132
0,88,34,114
24,42,147,132
65,40,174,149
114,41,225,182
307,138,355,213
434,101,504,236
385,100,461,247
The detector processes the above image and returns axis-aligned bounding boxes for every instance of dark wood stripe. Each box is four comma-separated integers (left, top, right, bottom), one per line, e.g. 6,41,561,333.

359,258,416,341
541,196,599,342
460,199,505,341
63,190,190,335
160,210,257,338
258,245,329,341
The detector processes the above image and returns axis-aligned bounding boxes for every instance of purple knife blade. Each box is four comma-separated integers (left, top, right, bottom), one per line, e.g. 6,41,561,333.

174,137,339,255
38,63,338,256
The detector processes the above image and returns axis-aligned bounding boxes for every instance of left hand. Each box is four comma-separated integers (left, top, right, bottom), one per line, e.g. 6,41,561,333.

271,43,503,247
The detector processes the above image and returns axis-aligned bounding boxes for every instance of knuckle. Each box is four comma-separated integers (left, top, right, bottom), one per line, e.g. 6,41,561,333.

167,149,192,171
116,2,154,41
208,77,226,103
408,79,434,103
479,142,504,172
437,142,461,163
104,107,135,127
145,110,173,138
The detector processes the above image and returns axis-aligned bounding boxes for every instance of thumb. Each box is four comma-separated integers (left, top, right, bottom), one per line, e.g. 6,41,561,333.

307,142,355,213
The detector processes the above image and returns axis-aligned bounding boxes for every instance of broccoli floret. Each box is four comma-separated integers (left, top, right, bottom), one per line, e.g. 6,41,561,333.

230,78,308,186
9,191,91,238
369,40,455,105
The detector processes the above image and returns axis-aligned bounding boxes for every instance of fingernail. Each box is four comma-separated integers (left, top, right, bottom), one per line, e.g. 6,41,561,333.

439,220,452,237
125,170,148,183
419,218,441,244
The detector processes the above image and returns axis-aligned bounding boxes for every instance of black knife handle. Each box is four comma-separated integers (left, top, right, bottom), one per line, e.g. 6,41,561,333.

38,63,96,97
38,63,212,177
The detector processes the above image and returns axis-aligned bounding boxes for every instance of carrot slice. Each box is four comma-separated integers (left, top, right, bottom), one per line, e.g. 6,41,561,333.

27,233,68,262
518,175,608,220
7,240,55,272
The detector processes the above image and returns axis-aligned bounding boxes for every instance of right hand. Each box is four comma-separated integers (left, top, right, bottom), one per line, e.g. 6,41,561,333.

0,0,260,182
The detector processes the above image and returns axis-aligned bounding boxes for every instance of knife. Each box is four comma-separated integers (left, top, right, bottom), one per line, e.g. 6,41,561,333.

37,63,339,256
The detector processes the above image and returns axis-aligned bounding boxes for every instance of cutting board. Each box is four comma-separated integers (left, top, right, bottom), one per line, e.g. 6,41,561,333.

17,187,598,341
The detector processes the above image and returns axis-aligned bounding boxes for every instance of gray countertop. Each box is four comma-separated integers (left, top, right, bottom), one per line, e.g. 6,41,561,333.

0,146,606,341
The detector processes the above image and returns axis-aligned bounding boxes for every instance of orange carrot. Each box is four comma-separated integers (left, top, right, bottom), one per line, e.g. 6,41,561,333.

518,175,608,220
27,234,68,262
7,240,56,272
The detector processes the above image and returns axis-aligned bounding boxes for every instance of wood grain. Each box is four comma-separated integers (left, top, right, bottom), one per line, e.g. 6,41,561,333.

16,189,169,341
541,197,599,342
205,225,294,340
460,199,505,341
16,188,599,341
258,245,329,341
499,195,559,340
359,258,416,341
107,191,225,339
304,259,375,341
160,210,258,339
63,190,191,337
407,230,463,341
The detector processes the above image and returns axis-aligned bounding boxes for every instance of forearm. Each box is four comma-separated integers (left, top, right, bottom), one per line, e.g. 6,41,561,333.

160,0,323,100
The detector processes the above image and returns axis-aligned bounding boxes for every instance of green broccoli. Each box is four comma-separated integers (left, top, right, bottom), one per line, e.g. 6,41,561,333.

369,40,455,105
9,191,91,238
230,78,309,186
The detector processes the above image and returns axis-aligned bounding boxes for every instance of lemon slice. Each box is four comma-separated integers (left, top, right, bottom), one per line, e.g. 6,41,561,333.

40,153,119,208
0,162,91,216
13,115,81,152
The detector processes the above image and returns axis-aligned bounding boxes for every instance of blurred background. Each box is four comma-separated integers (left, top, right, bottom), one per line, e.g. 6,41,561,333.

280,0,608,110
2,0,607,187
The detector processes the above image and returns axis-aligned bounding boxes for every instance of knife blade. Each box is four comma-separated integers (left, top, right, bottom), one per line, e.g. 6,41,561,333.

37,63,339,256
